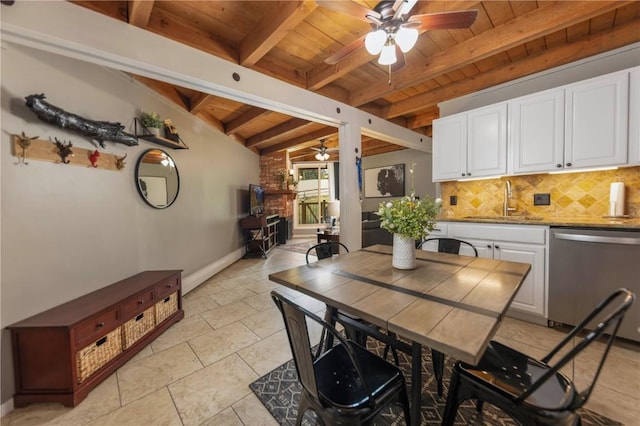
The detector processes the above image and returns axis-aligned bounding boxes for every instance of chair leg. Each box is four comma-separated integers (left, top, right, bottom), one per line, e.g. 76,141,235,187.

475,399,484,413
399,384,412,425
431,349,445,397
296,392,312,426
441,367,462,426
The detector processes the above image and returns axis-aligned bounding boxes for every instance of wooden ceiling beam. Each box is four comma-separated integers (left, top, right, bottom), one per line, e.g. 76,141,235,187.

189,93,214,115
131,75,189,110
261,127,337,155
350,1,632,106
246,117,311,148
383,18,640,118
240,1,317,66
406,109,440,129
225,107,270,135
127,0,154,27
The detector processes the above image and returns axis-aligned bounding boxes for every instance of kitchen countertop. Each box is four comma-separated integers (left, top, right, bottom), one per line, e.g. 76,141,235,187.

438,216,640,230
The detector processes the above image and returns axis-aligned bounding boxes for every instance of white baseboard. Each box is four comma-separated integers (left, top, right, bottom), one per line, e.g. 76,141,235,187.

1,398,14,418
182,248,244,295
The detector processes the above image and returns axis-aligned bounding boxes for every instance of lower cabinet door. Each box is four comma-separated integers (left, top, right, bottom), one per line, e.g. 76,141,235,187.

494,242,546,317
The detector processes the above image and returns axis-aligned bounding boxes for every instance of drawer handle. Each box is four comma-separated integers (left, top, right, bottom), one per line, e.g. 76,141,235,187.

164,296,171,303
135,313,144,321
138,300,144,305
96,322,105,328
96,336,107,347
166,284,173,288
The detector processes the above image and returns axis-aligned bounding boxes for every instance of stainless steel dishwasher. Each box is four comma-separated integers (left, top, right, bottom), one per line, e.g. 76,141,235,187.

549,227,640,342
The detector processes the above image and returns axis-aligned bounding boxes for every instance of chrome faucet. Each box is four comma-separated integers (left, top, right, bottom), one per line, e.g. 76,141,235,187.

503,180,516,216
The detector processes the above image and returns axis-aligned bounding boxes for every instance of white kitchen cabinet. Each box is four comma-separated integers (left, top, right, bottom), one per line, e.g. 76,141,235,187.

564,70,629,169
433,223,548,322
433,103,507,181
509,88,565,174
629,66,639,165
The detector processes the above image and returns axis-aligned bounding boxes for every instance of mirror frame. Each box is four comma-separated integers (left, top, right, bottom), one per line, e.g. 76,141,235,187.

135,148,180,209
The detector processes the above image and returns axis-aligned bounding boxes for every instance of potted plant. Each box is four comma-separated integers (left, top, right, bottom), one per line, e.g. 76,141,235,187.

377,164,441,269
139,111,163,137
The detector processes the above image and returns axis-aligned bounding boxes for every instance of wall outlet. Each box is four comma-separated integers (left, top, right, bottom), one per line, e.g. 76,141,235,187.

534,193,551,205
450,195,457,206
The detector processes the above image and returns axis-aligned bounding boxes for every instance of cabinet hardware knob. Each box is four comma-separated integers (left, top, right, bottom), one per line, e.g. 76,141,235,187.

487,244,491,248
138,300,144,305
495,245,500,249
97,322,104,328
467,172,471,176
556,164,562,168
461,173,466,176
566,162,572,167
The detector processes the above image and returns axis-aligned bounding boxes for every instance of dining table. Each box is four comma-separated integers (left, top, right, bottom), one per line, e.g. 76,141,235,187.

268,244,531,425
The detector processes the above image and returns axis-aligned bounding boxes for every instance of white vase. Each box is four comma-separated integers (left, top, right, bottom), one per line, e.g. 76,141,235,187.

392,233,416,270
149,127,161,137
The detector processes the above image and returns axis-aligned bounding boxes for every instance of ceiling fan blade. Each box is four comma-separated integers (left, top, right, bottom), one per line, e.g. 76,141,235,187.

410,10,479,31
324,34,366,65
316,1,381,22
390,46,406,73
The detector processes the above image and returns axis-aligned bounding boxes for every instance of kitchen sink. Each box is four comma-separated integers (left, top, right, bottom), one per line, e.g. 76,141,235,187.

464,215,544,221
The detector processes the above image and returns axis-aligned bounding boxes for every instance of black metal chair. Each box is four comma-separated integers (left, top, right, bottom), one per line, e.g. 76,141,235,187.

442,288,636,426
271,290,411,425
305,242,400,365
417,237,478,257
410,237,479,396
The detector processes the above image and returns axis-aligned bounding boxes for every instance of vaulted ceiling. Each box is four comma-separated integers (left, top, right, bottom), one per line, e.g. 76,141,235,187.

69,1,640,162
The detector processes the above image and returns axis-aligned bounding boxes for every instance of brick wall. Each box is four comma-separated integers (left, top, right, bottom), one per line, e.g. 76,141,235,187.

259,152,294,218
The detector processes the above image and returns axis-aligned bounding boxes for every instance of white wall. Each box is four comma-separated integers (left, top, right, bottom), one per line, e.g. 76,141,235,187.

361,149,435,212
0,44,259,403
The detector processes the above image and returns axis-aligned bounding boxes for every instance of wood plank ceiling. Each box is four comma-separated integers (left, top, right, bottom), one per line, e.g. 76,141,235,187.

69,1,640,162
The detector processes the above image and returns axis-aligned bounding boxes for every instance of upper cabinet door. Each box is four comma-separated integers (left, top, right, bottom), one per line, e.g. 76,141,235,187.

433,113,467,181
509,88,565,174
467,103,508,178
629,67,640,166
564,70,629,169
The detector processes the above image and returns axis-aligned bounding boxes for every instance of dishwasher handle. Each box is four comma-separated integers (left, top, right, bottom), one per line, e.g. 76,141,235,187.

553,232,640,246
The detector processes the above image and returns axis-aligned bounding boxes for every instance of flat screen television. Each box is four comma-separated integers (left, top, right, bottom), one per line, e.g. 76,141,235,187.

248,184,265,216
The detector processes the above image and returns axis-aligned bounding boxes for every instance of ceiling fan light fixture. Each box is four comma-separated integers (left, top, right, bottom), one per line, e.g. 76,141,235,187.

378,42,397,65
395,27,418,53
364,29,386,55
315,152,330,161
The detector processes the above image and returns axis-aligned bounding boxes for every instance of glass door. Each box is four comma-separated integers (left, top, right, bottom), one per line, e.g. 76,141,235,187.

294,165,331,227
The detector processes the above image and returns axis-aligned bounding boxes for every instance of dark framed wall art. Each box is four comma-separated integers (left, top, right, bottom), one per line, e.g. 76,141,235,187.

364,164,405,198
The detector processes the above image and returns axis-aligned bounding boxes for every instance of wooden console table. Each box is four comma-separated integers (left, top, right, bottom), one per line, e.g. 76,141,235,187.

240,214,280,258
7,270,184,407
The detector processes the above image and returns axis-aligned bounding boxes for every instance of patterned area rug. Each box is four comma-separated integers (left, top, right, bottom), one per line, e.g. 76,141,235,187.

275,239,317,255
250,339,620,425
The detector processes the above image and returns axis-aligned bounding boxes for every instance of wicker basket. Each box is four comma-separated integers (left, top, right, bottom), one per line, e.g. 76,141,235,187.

155,292,178,324
76,327,122,383
122,307,155,350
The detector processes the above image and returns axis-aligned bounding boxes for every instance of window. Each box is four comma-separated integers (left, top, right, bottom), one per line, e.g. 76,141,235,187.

294,165,334,226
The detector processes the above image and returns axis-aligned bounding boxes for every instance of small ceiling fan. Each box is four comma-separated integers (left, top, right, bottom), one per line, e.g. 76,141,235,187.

320,0,478,70
311,139,338,161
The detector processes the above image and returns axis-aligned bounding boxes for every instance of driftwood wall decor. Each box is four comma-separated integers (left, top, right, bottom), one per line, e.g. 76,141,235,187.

25,94,138,148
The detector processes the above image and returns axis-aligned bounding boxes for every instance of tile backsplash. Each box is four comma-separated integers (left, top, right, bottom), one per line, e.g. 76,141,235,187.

439,166,640,219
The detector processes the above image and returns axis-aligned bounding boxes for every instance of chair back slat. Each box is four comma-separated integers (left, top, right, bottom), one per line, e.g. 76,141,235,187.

419,237,478,257
306,242,349,264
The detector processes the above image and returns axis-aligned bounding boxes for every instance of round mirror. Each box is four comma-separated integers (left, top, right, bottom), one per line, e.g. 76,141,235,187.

135,149,180,209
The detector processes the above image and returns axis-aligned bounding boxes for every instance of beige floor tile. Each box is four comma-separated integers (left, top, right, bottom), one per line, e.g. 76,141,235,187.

240,307,284,338
87,388,182,426
181,294,219,318
168,354,257,426
127,343,155,363
243,291,279,311
236,329,293,376
243,278,281,294
199,407,243,426
232,393,279,426
151,315,214,353
199,301,258,329
209,287,257,306
188,322,260,366
117,343,202,406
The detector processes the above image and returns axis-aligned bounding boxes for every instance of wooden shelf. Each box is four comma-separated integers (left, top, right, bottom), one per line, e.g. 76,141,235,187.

265,189,297,200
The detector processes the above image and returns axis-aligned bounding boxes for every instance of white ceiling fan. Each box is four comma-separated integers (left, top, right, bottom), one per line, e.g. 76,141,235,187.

321,0,478,71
